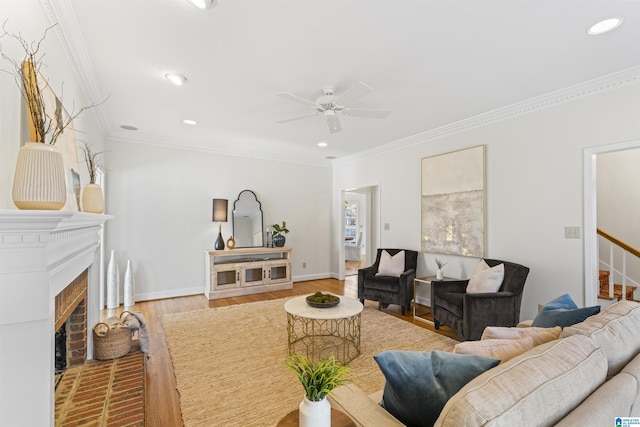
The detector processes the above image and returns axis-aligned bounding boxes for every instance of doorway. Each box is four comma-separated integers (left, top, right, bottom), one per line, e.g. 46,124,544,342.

339,185,380,280
584,139,640,306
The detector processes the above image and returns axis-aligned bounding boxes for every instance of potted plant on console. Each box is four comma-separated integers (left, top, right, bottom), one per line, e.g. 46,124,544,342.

272,220,289,247
284,353,350,427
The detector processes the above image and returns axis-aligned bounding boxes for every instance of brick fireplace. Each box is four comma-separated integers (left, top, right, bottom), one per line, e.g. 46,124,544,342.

55,270,89,371
0,211,111,427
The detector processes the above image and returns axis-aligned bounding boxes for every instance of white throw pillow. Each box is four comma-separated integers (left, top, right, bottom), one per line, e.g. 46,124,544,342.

467,259,504,293
376,250,405,277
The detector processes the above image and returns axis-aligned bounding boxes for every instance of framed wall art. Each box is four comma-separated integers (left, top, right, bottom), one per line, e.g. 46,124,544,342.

421,145,486,257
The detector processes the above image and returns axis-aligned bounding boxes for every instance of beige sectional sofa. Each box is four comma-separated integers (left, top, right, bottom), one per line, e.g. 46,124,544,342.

329,300,640,426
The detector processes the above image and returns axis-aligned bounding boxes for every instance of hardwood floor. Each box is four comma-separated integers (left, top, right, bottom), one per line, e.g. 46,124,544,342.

102,277,456,426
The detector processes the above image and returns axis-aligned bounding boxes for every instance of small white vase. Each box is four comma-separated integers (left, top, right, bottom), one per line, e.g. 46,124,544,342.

12,142,66,210
299,396,330,427
436,269,444,280
82,183,104,214
123,260,135,307
107,250,120,309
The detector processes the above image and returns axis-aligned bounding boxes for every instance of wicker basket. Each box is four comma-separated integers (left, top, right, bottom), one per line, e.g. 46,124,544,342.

93,311,133,360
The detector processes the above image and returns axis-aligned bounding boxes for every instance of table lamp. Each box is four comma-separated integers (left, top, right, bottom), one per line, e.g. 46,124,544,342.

212,198,228,250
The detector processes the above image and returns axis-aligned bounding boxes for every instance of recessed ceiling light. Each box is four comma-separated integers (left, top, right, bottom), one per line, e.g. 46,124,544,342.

120,125,138,131
587,18,622,35
317,142,328,147
186,0,217,9
165,73,187,86
183,119,197,125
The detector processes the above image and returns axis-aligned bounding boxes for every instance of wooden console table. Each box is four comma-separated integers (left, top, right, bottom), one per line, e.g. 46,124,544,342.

204,247,293,300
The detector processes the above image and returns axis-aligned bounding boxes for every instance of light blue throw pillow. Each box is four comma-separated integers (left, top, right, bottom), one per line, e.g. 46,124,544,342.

531,294,600,328
541,293,578,311
373,350,500,427
532,305,601,328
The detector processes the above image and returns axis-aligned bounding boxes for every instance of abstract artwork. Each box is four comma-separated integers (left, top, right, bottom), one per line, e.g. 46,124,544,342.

421,145,486,257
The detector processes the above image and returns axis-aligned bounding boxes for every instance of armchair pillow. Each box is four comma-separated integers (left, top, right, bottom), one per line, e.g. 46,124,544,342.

375,250,406,277
466,259,504,293
373,350,499,427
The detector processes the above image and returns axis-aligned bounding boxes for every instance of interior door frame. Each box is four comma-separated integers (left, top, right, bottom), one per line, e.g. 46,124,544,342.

584,139,640,306
339,184,380,280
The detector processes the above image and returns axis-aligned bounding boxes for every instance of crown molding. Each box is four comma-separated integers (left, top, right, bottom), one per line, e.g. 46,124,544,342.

334,65,640,166
40,0,111,135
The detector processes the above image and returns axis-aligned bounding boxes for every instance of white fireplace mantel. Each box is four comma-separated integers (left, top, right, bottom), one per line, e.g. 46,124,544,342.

0,210,112,427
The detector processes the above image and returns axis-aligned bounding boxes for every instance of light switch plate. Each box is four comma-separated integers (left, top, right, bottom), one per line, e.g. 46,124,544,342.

564,226,581,239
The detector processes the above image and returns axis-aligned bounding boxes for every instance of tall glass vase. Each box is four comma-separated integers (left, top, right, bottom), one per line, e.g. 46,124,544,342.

107,250,120,309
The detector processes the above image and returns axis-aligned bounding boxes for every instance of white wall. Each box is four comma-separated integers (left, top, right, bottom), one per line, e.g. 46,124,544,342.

104,139,332,301
333,84,640,321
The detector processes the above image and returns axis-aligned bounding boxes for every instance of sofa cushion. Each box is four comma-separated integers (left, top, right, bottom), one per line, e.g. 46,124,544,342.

466,260,504,294
561,300,640,377
540,293,578,311
453,337,535,363
481,325,562,346
374,350,499,427
376,250,405,277
435,335,608,426
531,305,600,328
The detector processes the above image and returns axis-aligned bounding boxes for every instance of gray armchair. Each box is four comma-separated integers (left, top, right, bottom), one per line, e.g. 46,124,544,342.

431,258,530,341
358,248,418,315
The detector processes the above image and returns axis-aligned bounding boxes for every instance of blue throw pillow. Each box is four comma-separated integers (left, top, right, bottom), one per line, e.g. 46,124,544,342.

531,305,601,328
373,350,500,427
541,294,578,311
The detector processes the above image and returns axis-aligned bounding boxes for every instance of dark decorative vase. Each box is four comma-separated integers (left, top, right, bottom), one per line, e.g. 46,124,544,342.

273,235,286,247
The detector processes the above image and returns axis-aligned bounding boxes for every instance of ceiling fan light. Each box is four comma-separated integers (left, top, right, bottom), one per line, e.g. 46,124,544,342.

166,73,187,86
588,18,622,35
187,0,217,9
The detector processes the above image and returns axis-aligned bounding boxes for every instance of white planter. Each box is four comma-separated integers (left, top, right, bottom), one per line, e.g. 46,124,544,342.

107,250,120,309
436,269,444,280
299,396,331,427
81,183,104,214
12,142,66,210
124,260,135,307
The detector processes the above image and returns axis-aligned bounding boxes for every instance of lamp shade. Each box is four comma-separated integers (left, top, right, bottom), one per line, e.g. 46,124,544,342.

212,199,228,222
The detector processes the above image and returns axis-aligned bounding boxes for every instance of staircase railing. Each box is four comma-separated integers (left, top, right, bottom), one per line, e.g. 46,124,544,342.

597,228,640,300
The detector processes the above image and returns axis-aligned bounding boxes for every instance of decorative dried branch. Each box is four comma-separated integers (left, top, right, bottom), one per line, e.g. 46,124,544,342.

1,20,107,145
435,258,447,269
80,142,104,184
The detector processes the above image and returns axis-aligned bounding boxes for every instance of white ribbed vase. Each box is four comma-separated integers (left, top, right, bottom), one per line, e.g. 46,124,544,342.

12,142,66,210
299,396,330,427
82,183,104,214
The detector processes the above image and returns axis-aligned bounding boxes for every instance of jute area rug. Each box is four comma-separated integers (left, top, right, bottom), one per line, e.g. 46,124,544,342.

162,298,458,427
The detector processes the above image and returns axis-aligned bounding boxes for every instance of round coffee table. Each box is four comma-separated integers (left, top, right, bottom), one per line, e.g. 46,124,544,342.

284,294,363,365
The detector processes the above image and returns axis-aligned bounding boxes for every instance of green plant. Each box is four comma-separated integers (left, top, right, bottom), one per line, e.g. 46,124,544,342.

284,354,350,401
272,221,290,236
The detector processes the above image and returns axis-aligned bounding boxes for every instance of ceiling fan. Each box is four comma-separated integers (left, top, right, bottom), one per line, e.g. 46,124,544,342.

276,82,390,134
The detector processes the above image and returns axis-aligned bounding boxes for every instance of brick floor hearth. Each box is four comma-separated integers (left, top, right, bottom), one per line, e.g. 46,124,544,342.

55,352,145,426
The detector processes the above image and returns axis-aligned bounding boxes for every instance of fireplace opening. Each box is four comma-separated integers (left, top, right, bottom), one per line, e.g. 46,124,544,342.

54,270,88,381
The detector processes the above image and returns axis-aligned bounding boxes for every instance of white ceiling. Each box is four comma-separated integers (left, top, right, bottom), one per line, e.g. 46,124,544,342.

51,0,640,165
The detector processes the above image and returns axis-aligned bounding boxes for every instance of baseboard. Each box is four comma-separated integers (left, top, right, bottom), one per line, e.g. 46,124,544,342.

415,295,431,307
292,273,333,282
135,287,203,302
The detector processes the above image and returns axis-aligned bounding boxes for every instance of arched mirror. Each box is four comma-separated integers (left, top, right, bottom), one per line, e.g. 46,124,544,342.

232,190,264,248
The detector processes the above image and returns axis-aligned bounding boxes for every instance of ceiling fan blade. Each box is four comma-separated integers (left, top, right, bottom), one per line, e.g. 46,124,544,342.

327,115,342,134
276,113,317,123
275,92,318,107
344,108,390,119
334,82,372,106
